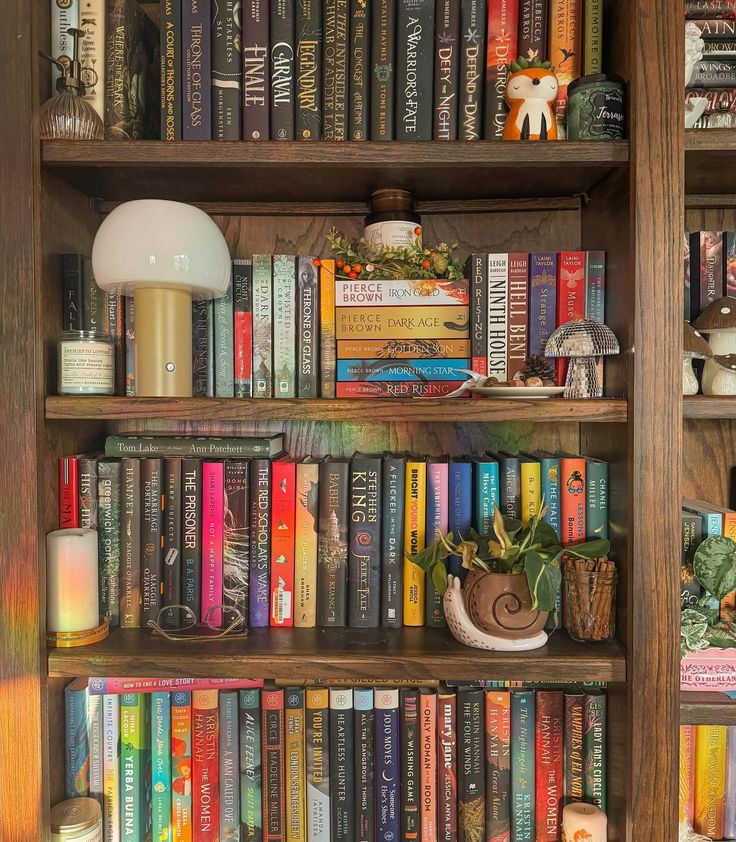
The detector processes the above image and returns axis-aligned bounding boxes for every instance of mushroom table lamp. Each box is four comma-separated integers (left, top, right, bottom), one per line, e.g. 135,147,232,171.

683,322,712,395
693,297,736,396
544,318,620,399
92,200,231,397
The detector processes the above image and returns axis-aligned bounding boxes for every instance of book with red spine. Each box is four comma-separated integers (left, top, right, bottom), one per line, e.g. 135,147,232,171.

484,0,519,138
560,456,586,546
201,461,225,627
262,689,286,842
485,690,511,842
59,456,80,528
420,689,437,842
437,689,457,842
535,690,563,842
192,689,220,842
507,252,529,380
270,459,297,627
555,252,586,385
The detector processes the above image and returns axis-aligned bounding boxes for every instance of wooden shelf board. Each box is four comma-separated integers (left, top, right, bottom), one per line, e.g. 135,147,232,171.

41,140,629,203
681,691,736,725
45,395,628,423
683,396,736,419
686,130,736,195
47,628,626,681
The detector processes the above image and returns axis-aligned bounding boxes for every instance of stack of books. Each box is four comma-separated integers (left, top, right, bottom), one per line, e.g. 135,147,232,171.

686,1,736,127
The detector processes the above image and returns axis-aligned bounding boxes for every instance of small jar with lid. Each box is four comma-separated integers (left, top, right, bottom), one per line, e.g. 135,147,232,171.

364,189,422,251
57,331,115,395
567,74,625,141
50,797,102,842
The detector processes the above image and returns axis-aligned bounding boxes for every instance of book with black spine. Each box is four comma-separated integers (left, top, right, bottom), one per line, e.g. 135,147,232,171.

83,256,103,334
181,458,202,624
458,688,485,842
296,0,322,139
433,0,461,140
243,0,270,139
97,459,121,626
349,0,370,139
141,457,163,626
78,455,99,531
317,459,350,627
161,457,182,628
400,688,420,842
518,0,547,60
183,0,211,139
62,253,83,332
212,0,242,139
348,453,382,628
396,0,435,140
354,688,374,842
224,459,249,624
192,299,214,397
298,256,320,398
323,0,349,140
161,0,182,140
370,0,396,138
329,688,355,842
381,453,406,628
249,459,272,628
271,0,296,140
458,0,485,140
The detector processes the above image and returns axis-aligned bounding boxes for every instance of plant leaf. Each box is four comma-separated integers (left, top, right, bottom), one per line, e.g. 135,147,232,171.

565,538,611,560
531,519,559,549
493,506,512,550
524,550,561,613
457,539,479,570
432,560,449,595
694,536,736,601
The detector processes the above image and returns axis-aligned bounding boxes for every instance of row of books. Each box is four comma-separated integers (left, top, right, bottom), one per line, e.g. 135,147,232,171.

58,440,609,629
680,723,736,840
60,250,607,399
64,678,608,842
686,2,736,126
52,0,605,143
685,231,736,323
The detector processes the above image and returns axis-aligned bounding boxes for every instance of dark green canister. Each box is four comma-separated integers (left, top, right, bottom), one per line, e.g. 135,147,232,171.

567,74,625,141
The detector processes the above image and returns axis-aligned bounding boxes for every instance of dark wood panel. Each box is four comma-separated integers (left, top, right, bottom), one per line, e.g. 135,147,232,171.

681,691,736,725
686,130,736,195
47,627,626,681
683,420,736,507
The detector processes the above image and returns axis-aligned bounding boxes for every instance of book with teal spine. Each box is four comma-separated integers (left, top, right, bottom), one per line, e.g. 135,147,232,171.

65,678,89,798
510,690,535,842
120,693,151,842
240,688,262,842
214,272,235,397
473,456,499,535
151,692,172,842
585,458,608,540
273,254,297,398
537,452,561,630
220,690,240,840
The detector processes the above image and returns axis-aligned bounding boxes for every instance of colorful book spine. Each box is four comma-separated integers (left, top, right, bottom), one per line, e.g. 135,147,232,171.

583,0,602,74
420,689,437,842
181,459,202,624
242,0,270,140
317,460,350,627
518,0,547,59
212,0,242,139
337,338,471,358
563,691,584,805
425,460,448,627
582,692,606,811
585,251,606,323
192,299,214,397
90,678,264,695
467,254,488,383
249,459,272,628
437,690,458,842
400,688,420,842
306,689,331,842
297,256,320,397
296,0,323,140
252,254,273,398
337,359,470,381
161,457,183,629
273,254,297,398
382,453,406,628
375,689,400,842
320,259,337,398
458,688,485,842
97,459,121,626
560,456,586,546
52,0,80,84
102,694,120,842
89,693,104,807
103,291,125,396
694,725,727,839
349,454,383,628
349,0,370,139
510,690,535,842
519,457,541,526
233,259,254,398
485,690,511,842
336,277,470,305
370,0,396,139
240,688,263,842
151,692,172,842
183,0,211,139
725,726,736,837
396,0,435,140
125,296,136,396
433,0,460,140
487,254,509,381
120,693,150,842
499,453,520,520
270,459,297,627
192,690,220,842
507,252,529,379
473,457,500,536
271,0,296,140
335,382,464,398
686,0,736,16
220,691,241,841
404,459,427,626
202,461,225,627
295,460,320,628
485,0,519,138
539,454,561,539
458,0,485,140
548,0,581,131
171,691,193,842
680,725,696,827
534,691,563,842
224,459,250,623
690,232,725,323
263,690,286,842
585,458,608,540
528,253,557,359
555,251,586,384
330,689,354,842
161,0,182,140
79,455,99,531
59,455,79,528
335,306,470,339
447,459,472,579
214,272,235,398
285,689,306,842
354,688,375,842
327,0,349,140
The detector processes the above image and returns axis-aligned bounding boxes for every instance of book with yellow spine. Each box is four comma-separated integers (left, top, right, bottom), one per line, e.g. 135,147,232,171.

680,725,696,826
519,457,542,527
403,458,427,626
286,688,306,842
694,724,727,839
294,459,320,628
320,260,336,398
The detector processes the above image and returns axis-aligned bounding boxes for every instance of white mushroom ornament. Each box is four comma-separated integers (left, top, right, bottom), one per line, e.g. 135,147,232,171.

693,297,736,395
683,322,712,396
544,318,620,399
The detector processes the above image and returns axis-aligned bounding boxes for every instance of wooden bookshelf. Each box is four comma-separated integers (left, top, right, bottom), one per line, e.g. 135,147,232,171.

681,692,736,725
684,396,736,419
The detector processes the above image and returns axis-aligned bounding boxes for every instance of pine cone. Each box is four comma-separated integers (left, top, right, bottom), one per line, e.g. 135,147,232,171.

521,354,555,382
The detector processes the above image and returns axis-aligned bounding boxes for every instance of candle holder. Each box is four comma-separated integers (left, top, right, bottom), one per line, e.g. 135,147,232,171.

562,803,607,842
47,617,110,649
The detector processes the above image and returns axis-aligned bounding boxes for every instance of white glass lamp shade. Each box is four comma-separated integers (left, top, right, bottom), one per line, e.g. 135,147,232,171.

91,199,231,299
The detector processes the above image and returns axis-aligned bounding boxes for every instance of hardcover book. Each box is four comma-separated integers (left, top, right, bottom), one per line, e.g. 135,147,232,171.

233,259,254,398
681,511,703,607
263,690,286,842
555,251,586,384
433,0,460,140
420,689,437,842
298,256,320,397
271,0,296,140
585,457,608,540
560,456,586,546
62,253,83,332
181,458,202,624
534,691,563,842
306,689,331,842
371,0,396,138
79,455,99,531
171,691,193,842
400,689,420,842
692,59,736,86
403,458,427,626
338,339,470,357
120,693,150,841
65,678,89,798
161,457,183,629
458,688,485,842
518,0,547,60
725,232,736,296
240,688,263,842
507,253,529,379
694,725,726,838
224,459,250,623
296,0,323,140
335,306,470,339
193,690,220,842
499,452,521,520
243,0,270,140
583,692,607,811
686,0,736,15
349,454,383,628
689,19,736,37
485,0,518,138
725,726,736,837
98,460,121,626
214,273,235,398
519,456,541,526
295,459,320,627
337,359,469,381
285,689,306,842
335,278,470,306
681,725,696,826
487,254,509,381
202,461,225,627
548,0,582,132
425,459,448,626
354,688,375,842
320,260,337,397
689,231,724,322
252,254,274,398
349,0,370,139
459,0,486,139
335,381,464,398
473,456,499,536
396,0,435,140
151,692,172,842
212,0,242,139
375,689,400,842
437,689,458,842
59,456,79,529
126,296,136,396
249,459,272,628
317,460,350,627
510,690,535,842
528,253,557,359
102,694,121,840
485,690,511,842
160,0,182,140
183,0,211,139
467,253,488,382
323,0,349,140
330,689,354,842
563,690,584,805
448,459,472,578
192,299,214,397
85,694,99,809
52,0,79,85
583,0,602,74
382,453,406,627
270,459,297,627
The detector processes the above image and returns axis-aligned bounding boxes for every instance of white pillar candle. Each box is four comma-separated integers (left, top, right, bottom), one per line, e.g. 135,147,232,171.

46,529,99,632
562,803,607,842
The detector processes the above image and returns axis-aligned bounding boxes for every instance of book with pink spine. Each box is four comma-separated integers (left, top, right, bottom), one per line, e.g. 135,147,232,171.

88,677,264,695
425,459,449,628
202,462,225,627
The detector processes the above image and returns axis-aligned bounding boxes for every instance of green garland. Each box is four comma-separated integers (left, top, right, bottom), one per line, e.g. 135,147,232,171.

325,227,465,281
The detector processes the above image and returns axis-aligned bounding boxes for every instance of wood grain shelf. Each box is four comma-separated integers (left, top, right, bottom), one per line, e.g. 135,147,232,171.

681,691,736,724
44,395,628,423
40,140,630,204
686,130,736,195
683,396,736,419
46,628,626,681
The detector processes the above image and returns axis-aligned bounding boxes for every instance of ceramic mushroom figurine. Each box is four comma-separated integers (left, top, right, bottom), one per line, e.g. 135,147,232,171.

709,354,736,395
693,297,736,394
683,322,712,395
544,318,620,399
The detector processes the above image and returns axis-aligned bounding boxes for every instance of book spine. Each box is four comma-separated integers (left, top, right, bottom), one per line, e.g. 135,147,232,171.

467,254,488,384
520,459,541,526
317,460,350,627
518,0,547,59
484,0,518,138
534,691,563,842
485,690,510,842
171,691,193,842
59,456,79,528
233,258,254,398
692,59,736,86
105,435,283,459
120,693,149,840
296,0,323,140
271,0,296,140
214,270,235,398
161,458,182,629
403,459,427,626
193,690,220,842
371,0,396,139
192,299,215,397
323,0,337,139
285,689,306,842
329,689,354,842
183,0,212,139
560,457,586,546
695,725,727,839
263,690,286,842
161,0,182,140
725,726,736,836
243,0,270,139
382,454,406,628
563,692,584,805
298,256,320,398
473,458,499,536
725,232,736,297
585,250,606,387
103,292,125,395
690,232,725,323
306,690,331,842
89,693,104,808
336,381,465,398
102,695,120,842
459,0,486,139
448,460,472,578
337,359,470,381
433,0,461,140
62,253,84,332
82,256,103,334
212,0,243,139
335,278,470,306
400,689,420,842
499,454,520,520
270,460,297,627
507,252,529,379
349,455,383,628
396,0,435,140
487,254,509,381
240,689,263,842
78,456,98,530
319,259,337,397
65,682,90,798
202,461,225,627
224,459,250,622
585,459,608,540
181,459,202,624
249,459,272,627
528,253,557,359
375,689,400,842
680,725,696,827
220,691,240,840
548,0,582,133
98,460,121,626
322,0,349,140
52,0,80,84
349,0,370,139
687,0,736,15
510,690,535,842
125,296,136,396
437,692,458,842
682,513,703,607
252,254,273,398
458,689,485,842
294,461,320,627
582,693,606,811
583,0,602,74
151,692,172,842
419,690,437,842
555,251,586,384
354,689,375,842
119,458,141,630
425,461,448,627
690,19,736,37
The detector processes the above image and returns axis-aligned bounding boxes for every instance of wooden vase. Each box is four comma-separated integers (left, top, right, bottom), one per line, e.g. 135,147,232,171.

462,570,548,640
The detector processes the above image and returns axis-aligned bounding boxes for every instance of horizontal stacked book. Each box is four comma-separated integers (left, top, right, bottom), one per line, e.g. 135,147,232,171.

58,444,608,630
686,0,736,127
52,0,607,141
64,677,608,842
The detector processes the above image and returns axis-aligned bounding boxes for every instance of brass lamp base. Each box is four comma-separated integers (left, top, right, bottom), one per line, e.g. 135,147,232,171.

134,287,193,397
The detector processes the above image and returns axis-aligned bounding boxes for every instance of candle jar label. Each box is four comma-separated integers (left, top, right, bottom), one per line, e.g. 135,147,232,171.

59,342,115,393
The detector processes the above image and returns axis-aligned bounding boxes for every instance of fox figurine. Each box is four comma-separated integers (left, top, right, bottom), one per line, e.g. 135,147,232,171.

503,57,559,141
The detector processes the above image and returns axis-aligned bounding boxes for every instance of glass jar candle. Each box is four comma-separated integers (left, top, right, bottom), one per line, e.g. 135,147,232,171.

567,74,625,141
364,188,422,251
57,331,115,395
50,798,102,842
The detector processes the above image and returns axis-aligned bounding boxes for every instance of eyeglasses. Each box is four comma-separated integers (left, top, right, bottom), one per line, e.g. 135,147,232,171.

147,604,248,641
